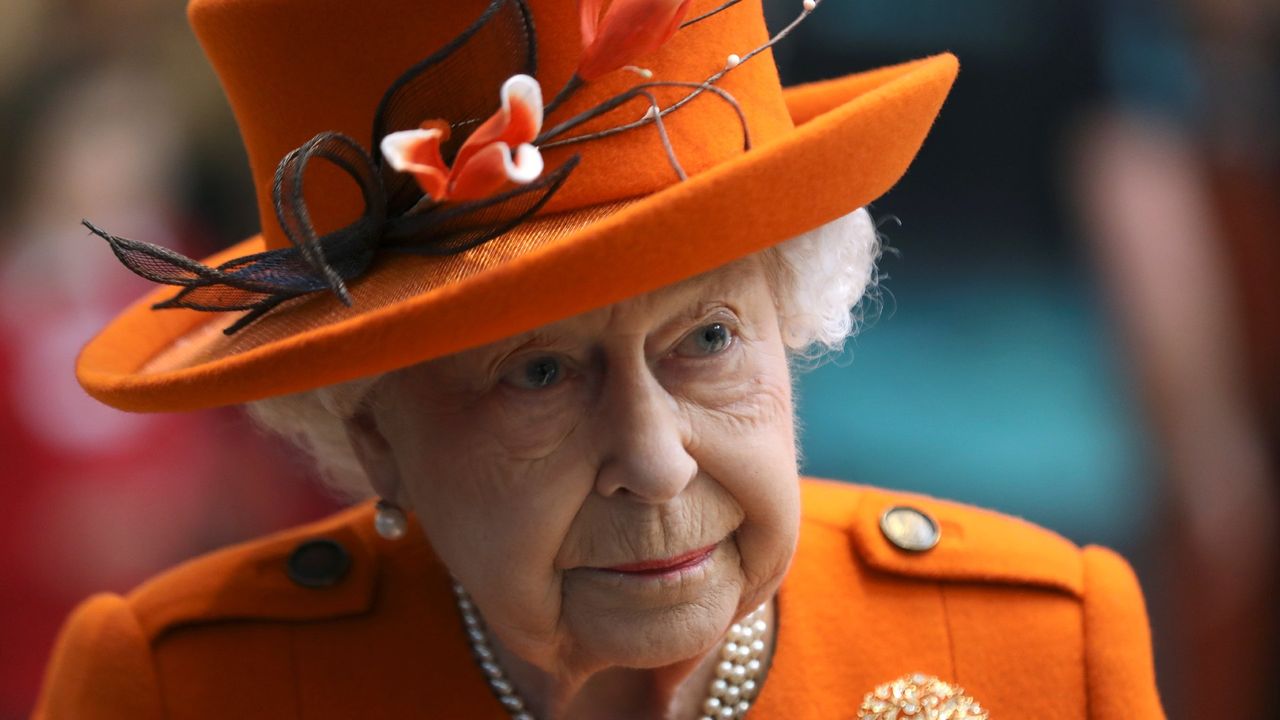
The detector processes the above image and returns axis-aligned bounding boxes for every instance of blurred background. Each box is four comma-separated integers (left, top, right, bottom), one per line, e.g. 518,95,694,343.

0,0,1275,717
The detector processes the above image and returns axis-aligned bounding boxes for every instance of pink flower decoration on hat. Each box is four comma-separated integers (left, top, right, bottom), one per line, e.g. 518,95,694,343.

576,0,695,81
381,74,545,202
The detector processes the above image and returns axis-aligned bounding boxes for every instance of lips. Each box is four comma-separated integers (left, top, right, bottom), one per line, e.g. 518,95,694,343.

599,543,719,575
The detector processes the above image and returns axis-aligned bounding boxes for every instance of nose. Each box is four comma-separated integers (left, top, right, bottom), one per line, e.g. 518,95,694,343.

593,357,697,503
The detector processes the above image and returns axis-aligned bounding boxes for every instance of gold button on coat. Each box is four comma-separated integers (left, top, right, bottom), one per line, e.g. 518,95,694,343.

879,506,941,552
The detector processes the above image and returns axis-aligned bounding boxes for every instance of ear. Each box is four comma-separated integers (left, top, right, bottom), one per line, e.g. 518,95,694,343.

343,407,405,504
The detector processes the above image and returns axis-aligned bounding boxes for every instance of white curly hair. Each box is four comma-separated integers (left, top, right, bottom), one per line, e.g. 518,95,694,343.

246,206,882,500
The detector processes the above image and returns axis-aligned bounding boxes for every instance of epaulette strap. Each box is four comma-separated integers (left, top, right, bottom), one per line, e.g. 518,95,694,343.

801,479,1084,596
126,502,379,642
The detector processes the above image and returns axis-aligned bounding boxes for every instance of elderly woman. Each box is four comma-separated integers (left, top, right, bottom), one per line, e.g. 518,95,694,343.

36,0,1164,718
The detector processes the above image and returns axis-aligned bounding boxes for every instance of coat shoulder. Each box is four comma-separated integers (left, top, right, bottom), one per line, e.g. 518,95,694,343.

34,503,385,719
799,476,1084,596
793,478,1164,718
33,593,165,719
123,501,382,642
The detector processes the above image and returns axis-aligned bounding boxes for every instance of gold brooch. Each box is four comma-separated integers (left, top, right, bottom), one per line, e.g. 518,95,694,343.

858,673,989,719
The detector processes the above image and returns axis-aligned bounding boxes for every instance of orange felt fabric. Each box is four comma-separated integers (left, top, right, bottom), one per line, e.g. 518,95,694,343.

1082,545,1166,718
842,483,1084,595
75,0,959,414
938,584,1087,717
188,0,796,248
127,503,377,638
33,480,1164,719
33,594,163,720
77,52,958,413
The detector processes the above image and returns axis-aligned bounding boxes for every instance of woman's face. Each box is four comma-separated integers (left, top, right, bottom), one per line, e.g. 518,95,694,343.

352,255,800,675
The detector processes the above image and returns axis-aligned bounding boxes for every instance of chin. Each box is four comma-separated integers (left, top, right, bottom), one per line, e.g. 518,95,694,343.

565,575,744,669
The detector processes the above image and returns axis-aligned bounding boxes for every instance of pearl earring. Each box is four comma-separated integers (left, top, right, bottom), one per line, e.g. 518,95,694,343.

374,499,408,540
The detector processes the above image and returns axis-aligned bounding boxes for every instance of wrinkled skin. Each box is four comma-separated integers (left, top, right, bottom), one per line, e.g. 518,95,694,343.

345,255,801,719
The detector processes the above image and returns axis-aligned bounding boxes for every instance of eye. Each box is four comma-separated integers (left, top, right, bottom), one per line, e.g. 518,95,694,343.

675,322,734,358
502,355,565,390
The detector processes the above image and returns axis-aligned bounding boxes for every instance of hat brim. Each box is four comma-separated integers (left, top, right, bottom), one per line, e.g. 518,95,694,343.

78,53,958,412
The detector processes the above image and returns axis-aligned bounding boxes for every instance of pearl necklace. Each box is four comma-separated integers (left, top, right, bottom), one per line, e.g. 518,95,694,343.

452,582,770,720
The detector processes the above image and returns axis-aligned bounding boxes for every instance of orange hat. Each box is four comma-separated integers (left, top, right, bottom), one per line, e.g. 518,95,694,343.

78,0,958,412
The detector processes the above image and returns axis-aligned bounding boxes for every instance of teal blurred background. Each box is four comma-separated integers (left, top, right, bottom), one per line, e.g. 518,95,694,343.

774,0,1163,550
796,277,1152,549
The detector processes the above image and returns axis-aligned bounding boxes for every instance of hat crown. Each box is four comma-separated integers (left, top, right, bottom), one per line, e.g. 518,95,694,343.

188,0,796,250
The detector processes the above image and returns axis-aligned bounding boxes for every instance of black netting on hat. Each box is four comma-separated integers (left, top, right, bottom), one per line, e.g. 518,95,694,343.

85,0,572,337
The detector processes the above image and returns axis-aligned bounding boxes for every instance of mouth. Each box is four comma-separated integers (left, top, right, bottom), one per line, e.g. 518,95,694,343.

595,543,720,577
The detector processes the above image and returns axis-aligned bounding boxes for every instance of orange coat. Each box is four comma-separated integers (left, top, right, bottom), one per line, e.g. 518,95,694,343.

33,479,1165,718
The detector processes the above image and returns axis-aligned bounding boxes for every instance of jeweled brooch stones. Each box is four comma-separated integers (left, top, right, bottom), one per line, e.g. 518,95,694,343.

858,673,989,719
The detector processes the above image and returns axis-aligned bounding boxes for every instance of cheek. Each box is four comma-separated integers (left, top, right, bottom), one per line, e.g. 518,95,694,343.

683,338,795,458
383,407,595,640
683,348,800,598
479,383,590,461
